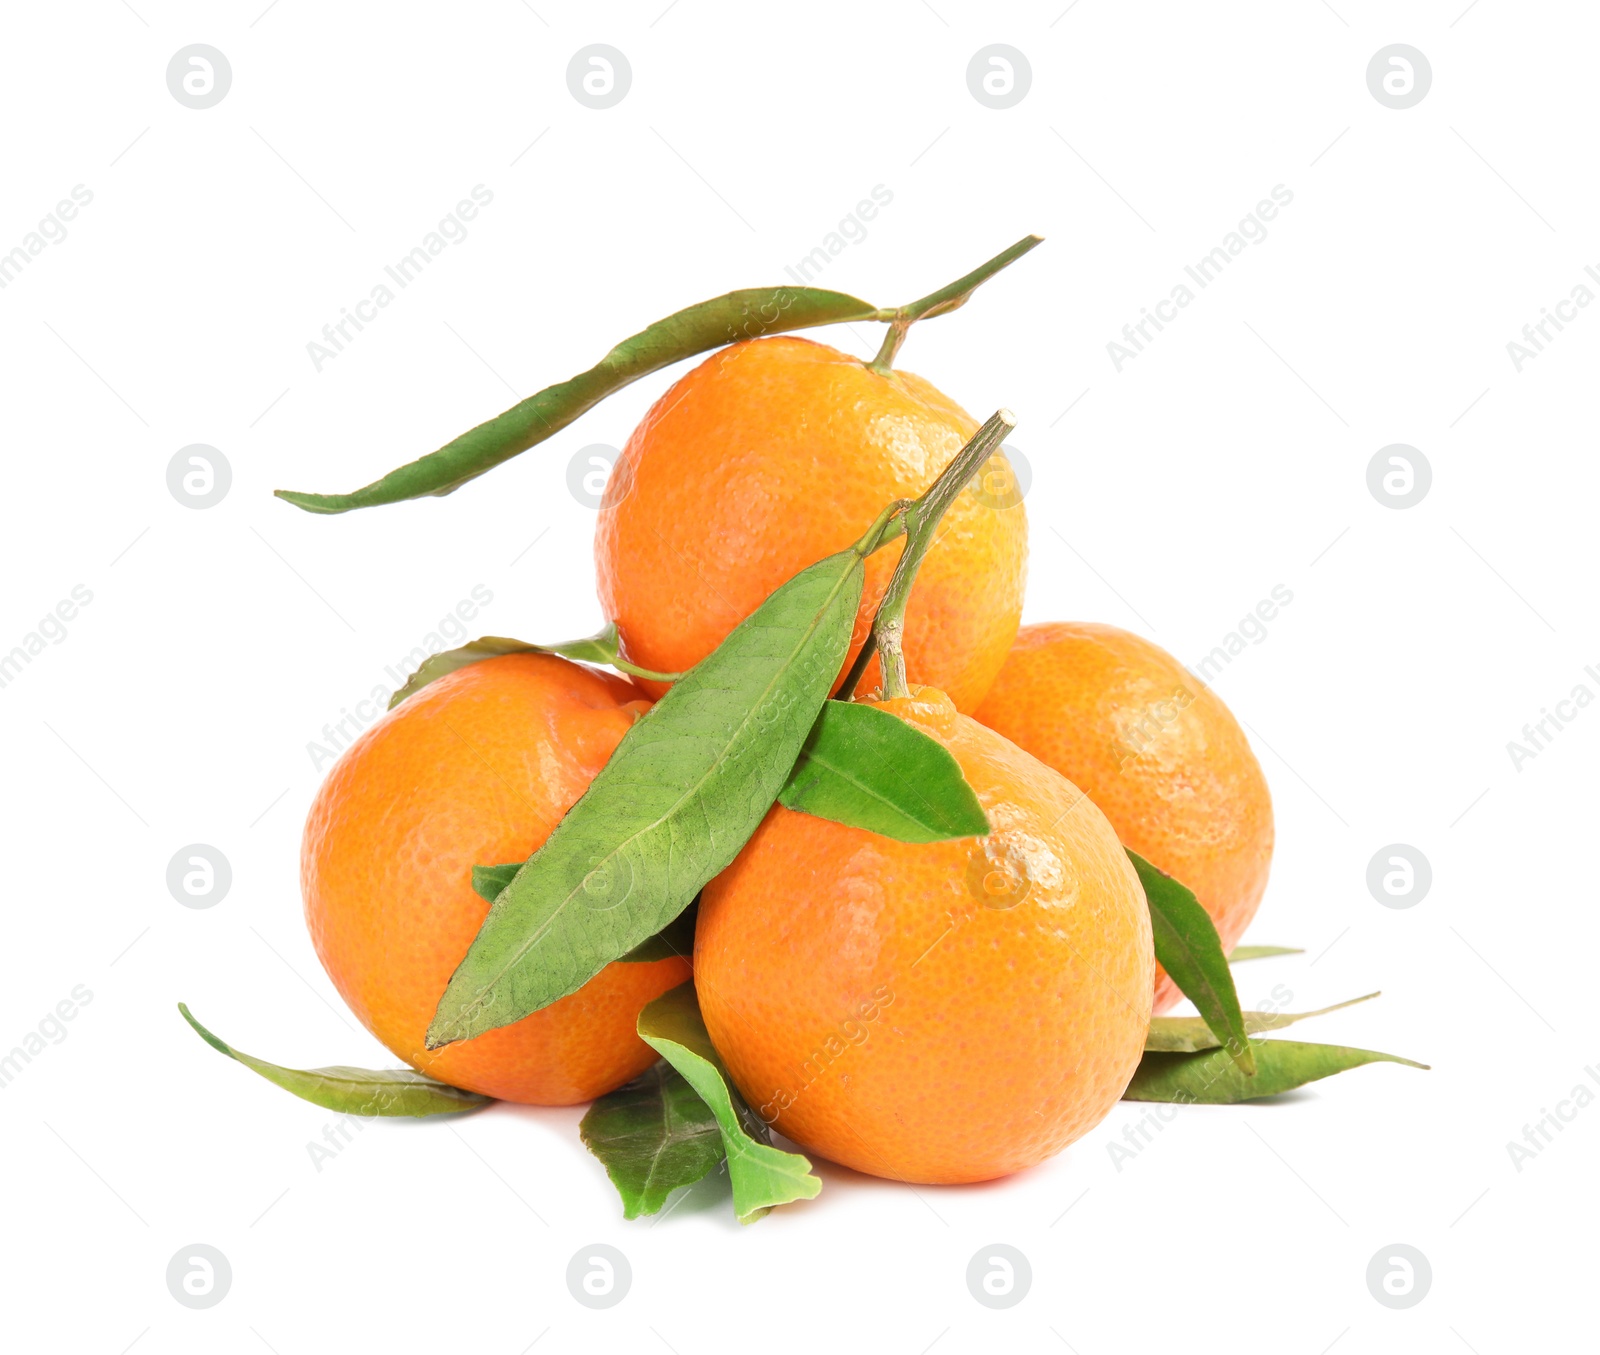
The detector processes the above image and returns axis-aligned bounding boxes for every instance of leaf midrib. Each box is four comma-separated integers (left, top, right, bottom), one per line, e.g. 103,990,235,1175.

1156,913,1231,1013
1150,903,1246,1043
251,1058,478,1097
1146,992,1382,1052
637,1070,715,1204
799,745,929,831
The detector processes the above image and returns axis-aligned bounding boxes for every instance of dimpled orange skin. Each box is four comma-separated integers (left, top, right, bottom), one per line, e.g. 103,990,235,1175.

595,336,1027,713
301,653,690,1105
975,622,1275,1012
695,688,1152,1185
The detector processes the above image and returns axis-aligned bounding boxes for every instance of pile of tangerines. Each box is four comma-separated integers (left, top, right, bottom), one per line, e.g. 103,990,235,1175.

185,239,1413,1218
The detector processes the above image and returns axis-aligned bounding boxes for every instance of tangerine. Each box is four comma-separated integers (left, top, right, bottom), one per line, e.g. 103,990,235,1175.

595,335,1027,712
301,653,690,1104
975,622,1274,1011
695,687,1152,1184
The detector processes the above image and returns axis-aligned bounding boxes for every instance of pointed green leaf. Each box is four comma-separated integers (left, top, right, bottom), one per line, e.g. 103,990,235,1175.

178,1004,489,1116
1146,992,1381,1052
427,545,867,1048
637,983,820,1223
276,237,1044,515
777,699,989,843
1229,945,1305,963
387,625,675,711
1123,1038,1429,1104
472,865,696,963
277,287,886,514
1129,849,1255,1076
579,1061,725,1219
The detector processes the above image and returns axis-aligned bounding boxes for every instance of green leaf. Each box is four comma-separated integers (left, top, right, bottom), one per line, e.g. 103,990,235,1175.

615,902,698,963
1146,992,1381,1053
637,983,820,1223
277,287,886,514
469,861,524,904
1229,945,1304,963
472,865,696,963
1128,849,1255,1076
1123,1038,1429,1104
276,237,1045,515
427,544,867,1048
388,625,675,710
579,1061,725,1219
177,1004,489,1117
777,700,990,843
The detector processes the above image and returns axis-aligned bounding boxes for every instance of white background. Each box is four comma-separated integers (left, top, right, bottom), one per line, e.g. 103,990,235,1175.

1,2,1593,1352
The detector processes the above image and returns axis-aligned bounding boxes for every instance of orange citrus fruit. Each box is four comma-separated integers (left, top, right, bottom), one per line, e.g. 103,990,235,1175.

695,687,1152,1184
301,653,691,1104
594,335,1027,712
975,622,1275,1012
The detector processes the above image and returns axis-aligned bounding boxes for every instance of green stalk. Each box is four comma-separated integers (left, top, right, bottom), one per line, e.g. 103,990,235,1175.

612,657,684,683
868,236,1043,375
838,410,1016,700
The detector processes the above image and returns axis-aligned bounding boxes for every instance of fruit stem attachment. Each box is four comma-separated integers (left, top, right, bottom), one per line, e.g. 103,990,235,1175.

867,234,1044,375
868,318,911,375
850,409,1017,701
852,498,911,557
